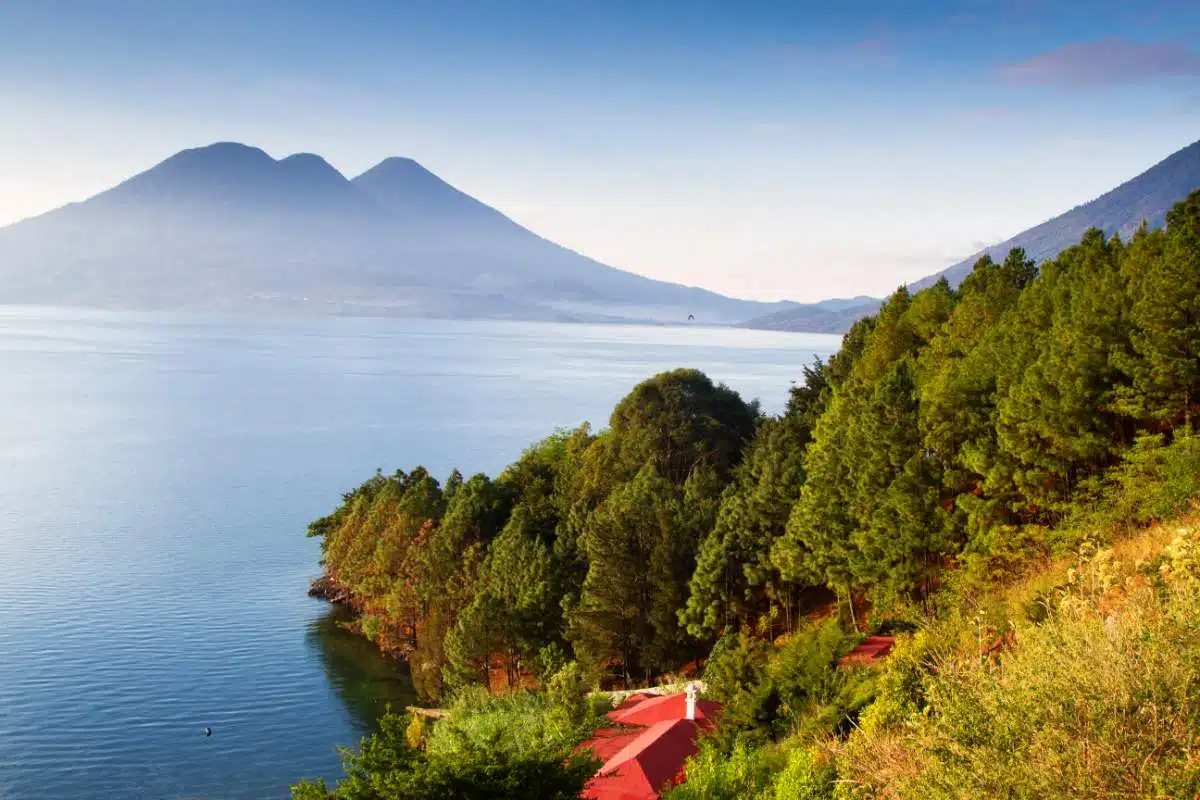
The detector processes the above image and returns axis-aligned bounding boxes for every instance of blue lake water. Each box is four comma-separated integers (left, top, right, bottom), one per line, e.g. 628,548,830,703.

0,307,839,800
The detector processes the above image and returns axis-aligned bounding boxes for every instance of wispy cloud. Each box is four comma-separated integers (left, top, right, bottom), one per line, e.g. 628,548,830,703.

999,39,1200,88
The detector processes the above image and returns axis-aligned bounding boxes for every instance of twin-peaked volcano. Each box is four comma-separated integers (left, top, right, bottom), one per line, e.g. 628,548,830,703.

0,143,795,324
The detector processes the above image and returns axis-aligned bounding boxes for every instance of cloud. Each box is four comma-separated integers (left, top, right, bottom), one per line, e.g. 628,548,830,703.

999,39,1200,87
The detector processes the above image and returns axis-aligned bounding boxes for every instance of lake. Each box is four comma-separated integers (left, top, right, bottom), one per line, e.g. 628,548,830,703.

0,307,839,800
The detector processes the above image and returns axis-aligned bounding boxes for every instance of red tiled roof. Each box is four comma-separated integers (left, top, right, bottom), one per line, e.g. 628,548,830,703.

581,719,702,800
607,693,721,727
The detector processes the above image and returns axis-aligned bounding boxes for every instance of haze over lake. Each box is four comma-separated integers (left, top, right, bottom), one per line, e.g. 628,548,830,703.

0,308,838,800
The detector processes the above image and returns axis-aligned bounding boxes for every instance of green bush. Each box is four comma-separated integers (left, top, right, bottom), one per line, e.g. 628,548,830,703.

546,661,590,729
1079,434,1200,532
701,631,740,683
359,615,381,643
703,632,771,703
533,642,571,683
706,619,872,751
850,631,930,738
702,632,778,751
772,619,868,738
664,739,782,800
291,711,597,800
424,679,610,763
773,744,836,800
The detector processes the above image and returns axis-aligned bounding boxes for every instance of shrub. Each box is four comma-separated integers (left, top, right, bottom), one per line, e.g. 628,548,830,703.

426,689,559,759
359,615,381,643
426,680,609,761
533,642,571,683
851,631,930,738
291,711,597,799
773,744,836,800
404,710,428,750
700,632,774,750
835,525,1200,799
706,619,871,751
772,619,866,738
546,661,590,729
664,738,781,800
1075,434,1200,534
702,631,762,699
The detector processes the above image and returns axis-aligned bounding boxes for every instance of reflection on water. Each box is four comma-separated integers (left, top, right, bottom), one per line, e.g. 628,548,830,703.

307,605,419,735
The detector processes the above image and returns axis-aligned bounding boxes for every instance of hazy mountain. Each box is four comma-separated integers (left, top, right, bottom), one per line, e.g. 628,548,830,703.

0,142,802,325
911,138,1200,291
736,301,881,334
809,295,877,312
742,137,1200,333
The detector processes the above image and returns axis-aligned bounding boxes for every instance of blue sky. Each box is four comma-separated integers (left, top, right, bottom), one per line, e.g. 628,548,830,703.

2,0,1199,302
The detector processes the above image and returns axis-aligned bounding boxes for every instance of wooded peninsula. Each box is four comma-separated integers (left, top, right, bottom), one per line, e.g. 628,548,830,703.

295,191,1200,800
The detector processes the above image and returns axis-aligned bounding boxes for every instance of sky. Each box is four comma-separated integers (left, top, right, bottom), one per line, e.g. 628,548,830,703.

1,0,1199,303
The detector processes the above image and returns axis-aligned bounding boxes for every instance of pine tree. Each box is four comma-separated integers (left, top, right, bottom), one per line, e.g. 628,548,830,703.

569,465,688,682
446,506,559,689
1125,191,1200,429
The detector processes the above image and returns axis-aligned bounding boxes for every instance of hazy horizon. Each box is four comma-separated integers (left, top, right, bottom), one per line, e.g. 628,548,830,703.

2,0,1199,303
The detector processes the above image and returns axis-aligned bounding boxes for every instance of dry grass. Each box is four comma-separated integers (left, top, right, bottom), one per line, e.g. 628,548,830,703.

834,516,1200,800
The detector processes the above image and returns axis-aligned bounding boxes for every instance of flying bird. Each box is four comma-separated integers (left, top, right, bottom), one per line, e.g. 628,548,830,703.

687,314,694,321
204,727,212,737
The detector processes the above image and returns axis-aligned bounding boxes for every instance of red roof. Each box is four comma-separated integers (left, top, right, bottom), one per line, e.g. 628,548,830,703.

607,693,721,727
576,727,645,763
580,691,725,800
838,635,895,666
581,719,702,800
611,693,656,714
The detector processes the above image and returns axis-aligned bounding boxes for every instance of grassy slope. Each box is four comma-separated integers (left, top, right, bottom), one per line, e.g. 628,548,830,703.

832,514,1200,799
667,502,1200,800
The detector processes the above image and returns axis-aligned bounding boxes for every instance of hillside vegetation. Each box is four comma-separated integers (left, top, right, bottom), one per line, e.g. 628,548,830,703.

300,191,1200,797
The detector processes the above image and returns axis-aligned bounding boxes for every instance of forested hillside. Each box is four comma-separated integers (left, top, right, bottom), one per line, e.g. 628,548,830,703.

299,189,1200,800
307,189,1200,707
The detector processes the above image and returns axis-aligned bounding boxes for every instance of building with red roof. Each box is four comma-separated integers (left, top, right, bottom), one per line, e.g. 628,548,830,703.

607,692,721,727
582,719,701,800
578,684,722,800
583,726,646,764
837,635,895,666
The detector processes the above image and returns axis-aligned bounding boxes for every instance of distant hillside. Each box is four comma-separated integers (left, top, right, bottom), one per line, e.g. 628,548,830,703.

742,137,1200,333
735,300,881,334
912,137,1200,291
0,142,804,326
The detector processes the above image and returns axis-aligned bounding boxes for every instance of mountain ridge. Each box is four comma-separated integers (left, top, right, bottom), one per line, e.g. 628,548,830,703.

741,136,1200,333
0,142,802,326
913,137,1200,290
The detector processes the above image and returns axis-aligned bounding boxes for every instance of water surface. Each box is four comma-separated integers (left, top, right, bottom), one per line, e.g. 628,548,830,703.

0,307,838,799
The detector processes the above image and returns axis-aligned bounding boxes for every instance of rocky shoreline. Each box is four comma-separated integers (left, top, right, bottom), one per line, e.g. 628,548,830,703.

308,574,355,605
